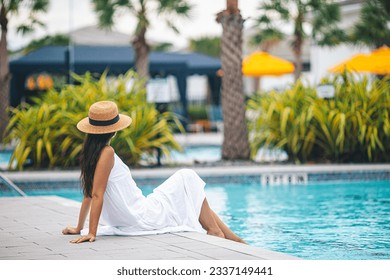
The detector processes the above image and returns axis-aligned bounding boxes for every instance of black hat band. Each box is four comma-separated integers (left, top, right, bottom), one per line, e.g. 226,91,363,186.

89,115,120,126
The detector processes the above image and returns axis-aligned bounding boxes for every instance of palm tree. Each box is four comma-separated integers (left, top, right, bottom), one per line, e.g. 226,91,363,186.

92,0,192,79
352,0,390,48
254,0,345,80
216,0,250,160
250,16,284,52
0,0,48,142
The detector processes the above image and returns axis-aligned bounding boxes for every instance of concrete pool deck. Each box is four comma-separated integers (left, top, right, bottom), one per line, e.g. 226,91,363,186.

0,195,298,260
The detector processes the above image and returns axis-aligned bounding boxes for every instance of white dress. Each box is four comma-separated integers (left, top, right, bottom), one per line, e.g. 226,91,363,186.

82,153,206,236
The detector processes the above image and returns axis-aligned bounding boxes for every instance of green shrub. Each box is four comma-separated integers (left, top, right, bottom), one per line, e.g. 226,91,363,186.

247,81,317,163
247,73,390,163
188,105,208,121
5,71,183,170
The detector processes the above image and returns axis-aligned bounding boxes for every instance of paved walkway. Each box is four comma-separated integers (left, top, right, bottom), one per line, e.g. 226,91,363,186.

0,196,298,260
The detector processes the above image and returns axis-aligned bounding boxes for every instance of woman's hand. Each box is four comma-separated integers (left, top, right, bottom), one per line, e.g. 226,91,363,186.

62,226,81,235
70,233,96,244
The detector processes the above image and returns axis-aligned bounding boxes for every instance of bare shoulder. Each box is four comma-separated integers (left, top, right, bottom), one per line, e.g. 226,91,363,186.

101,145,115,156
99,146,115,165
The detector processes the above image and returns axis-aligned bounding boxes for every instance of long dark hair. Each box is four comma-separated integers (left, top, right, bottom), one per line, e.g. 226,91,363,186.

80,132,115,198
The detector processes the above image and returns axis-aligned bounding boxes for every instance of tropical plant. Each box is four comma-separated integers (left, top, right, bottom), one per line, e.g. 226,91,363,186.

248,73,390,163
250,14,284,52
188,105,207,122
253,0,346,80
92,0,192,78
189,36,221,58
351,0,390,48
216,0,250,160
247,81,317,163
0,0,49,142
315,74,390,162
5,71,183,170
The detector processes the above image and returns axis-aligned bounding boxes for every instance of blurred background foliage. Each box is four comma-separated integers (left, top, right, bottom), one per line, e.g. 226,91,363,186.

5,70,183,170
248,73,390,163
189,36,221,58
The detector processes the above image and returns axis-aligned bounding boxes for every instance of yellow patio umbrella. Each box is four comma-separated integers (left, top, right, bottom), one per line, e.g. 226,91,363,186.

328,46,390,75
242,51,295,76
328,53,371,73
365,46,390,75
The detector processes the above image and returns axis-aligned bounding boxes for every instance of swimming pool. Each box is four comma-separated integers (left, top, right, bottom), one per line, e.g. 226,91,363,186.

14,178,390,260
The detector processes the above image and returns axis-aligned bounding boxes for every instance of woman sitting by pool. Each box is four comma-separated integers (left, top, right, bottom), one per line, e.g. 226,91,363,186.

62,101,245,244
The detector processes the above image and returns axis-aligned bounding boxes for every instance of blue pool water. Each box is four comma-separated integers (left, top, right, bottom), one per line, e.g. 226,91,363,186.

166,145,287,163
7,180,390,259
0,150,12,168
168,145,221,163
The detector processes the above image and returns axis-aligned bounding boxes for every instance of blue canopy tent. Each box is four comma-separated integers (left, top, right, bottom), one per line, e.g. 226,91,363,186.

9,45,222,123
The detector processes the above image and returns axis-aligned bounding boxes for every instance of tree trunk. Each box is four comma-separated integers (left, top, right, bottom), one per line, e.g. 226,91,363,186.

254,77,261,93
217,2,250,160
132,29,149,79
0,74,10,143
293,45,303,81
291,29,303,80
292,23,303,81
0,4,10,142
292,8,304,81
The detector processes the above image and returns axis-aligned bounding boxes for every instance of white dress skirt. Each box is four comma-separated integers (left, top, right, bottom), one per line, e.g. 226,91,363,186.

82,153,206,236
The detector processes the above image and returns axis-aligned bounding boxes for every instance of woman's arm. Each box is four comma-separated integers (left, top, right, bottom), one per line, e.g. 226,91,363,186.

70,146,115,243
62,196,91,235
77,196,92,231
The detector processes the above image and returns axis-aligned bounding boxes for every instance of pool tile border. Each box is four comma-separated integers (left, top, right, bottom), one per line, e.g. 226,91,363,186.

3,164,389,191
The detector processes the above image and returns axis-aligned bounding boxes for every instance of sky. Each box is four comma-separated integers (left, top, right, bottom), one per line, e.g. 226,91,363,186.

7,0,261,50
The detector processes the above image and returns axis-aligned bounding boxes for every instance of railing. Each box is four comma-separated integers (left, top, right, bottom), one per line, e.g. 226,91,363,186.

0,173,27,197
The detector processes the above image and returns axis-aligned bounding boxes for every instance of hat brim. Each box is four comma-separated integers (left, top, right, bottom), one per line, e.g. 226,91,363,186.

77,114,132,134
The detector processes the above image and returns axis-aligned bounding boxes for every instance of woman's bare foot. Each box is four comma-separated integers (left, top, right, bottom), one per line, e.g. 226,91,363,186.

207,228,225,238
234,237,247,245
223,232,247,244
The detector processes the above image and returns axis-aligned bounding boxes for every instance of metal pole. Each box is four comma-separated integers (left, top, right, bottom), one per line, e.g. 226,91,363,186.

67,0,74,84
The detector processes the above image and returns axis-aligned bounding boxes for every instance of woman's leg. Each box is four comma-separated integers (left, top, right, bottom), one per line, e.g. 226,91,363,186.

199,199,225,238
199,198,246,244
211,210,247,244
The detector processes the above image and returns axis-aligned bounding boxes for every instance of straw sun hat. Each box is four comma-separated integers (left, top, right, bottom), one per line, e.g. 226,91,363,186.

77,101,132,134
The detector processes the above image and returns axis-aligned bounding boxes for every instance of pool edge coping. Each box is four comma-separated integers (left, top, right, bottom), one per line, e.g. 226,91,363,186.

2,163,390,182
